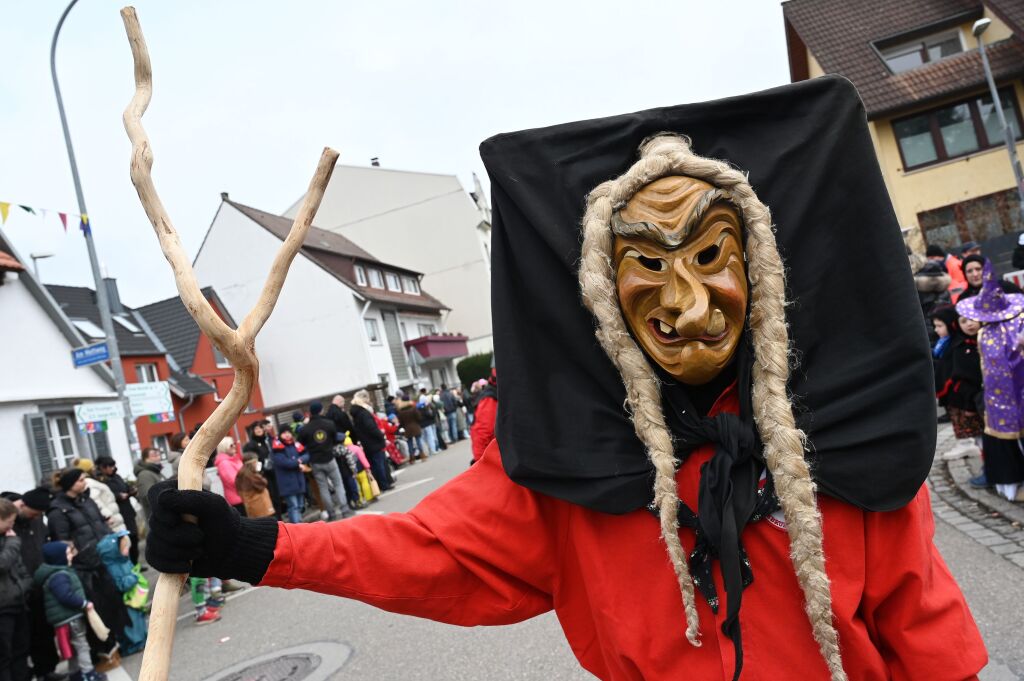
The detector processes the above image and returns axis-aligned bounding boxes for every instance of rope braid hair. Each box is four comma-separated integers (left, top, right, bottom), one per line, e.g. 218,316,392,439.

577,134,847,681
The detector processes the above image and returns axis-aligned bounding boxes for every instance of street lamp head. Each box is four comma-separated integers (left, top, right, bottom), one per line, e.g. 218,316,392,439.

29,252,55,260
973,17,992,38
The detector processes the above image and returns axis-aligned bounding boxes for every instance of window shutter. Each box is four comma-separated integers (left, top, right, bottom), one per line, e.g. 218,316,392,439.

24,414,55,484
90,430,112,459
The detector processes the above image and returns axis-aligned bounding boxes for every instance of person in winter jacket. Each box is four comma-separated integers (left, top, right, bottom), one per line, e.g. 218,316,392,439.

214,438,245,515
95,531,147,654
47,470,127,658
167,432,189,478
243,421,281,518
3,488,59,681
440,385,460,444
470,369,498,463
350,390,392,491
396,395,429,460
910,252,951,344
236,453,275,518
325,396,354,439
1012,232,1024,271
298,402,352,521
271,430,310,524
93,456,140,565
957,254,1023,302
73,458,125,535
0,498,32,681
34,542,104,681
135,448,166,522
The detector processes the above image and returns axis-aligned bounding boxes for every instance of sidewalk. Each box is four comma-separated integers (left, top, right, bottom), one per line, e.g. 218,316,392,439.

937,423,1024,527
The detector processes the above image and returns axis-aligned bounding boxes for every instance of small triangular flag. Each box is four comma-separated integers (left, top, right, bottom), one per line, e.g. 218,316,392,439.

59,213,68,232
19,205,35,215
79,214,90,237
0,202,9,224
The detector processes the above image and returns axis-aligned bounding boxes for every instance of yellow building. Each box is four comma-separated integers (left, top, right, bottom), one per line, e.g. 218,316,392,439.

783,0,1024,266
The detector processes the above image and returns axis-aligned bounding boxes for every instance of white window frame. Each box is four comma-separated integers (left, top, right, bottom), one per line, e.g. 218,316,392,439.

135,362,159,383
47,414,80,470
417,323,438,337
402,276,420,294
354,264,368,286
879,29,964,74
385,272,402,292
212,343,231,368
152,434,170,458
368,268,385,289
365,318,382,345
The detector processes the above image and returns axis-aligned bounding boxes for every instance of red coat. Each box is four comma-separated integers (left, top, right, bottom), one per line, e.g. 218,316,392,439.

260,387,986,680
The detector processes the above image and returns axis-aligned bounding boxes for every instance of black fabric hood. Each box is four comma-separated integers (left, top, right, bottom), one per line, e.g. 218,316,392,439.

480,75,935,515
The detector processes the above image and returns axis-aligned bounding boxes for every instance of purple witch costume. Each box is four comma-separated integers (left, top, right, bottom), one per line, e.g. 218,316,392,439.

956,261,1024,439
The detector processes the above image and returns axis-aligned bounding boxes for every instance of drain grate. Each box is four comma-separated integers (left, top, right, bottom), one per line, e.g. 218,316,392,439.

215,653,321,681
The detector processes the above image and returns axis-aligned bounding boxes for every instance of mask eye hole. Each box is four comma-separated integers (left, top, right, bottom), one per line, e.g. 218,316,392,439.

623,248,666,272
696,244,720,266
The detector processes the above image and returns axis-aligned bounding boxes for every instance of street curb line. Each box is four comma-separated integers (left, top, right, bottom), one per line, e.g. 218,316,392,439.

938,424,1024,527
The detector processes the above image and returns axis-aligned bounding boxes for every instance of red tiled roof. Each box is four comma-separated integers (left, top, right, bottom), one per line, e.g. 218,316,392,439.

783,0,1024,117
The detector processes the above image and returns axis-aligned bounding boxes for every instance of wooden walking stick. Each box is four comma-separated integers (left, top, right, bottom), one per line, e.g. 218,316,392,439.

119,7,339,680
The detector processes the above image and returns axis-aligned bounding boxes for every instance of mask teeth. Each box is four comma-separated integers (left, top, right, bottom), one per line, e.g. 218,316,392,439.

707,309,725,336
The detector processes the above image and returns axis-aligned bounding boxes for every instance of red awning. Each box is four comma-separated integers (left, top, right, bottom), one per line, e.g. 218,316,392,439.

404,334,469,360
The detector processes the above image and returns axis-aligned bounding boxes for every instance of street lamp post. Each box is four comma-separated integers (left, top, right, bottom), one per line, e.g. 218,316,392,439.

29,252,55,279
51,0,140,457
974,18,1024,211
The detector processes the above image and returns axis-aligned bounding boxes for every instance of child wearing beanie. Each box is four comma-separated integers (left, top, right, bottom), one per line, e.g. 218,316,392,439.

33,541,106,681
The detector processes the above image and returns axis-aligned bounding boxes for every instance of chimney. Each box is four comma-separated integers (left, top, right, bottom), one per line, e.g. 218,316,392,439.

221,192,229,201
370,157,380,167
103,277,124,314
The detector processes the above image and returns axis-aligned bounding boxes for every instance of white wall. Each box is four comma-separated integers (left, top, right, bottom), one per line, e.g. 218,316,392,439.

0,272,131,491
193,203,379,409
285,167,493,350
362,305,399,391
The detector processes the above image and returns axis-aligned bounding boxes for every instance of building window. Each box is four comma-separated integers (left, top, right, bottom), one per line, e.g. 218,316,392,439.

47,414,79,470
368,268,385,289
417,323,438,337
71,319,105,339
402,276,420,294
354,265,367,286
385,272,402,292
400,322,408,340
365,318,382,344
212,343,231,368
878,29,962,74
135,362,159,383
920,188,1024,251
893,89,1024,170
152,434,170,458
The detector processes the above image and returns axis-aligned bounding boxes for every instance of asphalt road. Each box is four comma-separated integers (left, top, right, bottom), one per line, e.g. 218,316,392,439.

119,438,1024,680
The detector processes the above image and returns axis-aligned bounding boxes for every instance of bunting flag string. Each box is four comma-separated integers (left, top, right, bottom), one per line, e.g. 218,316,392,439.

0,198,86,235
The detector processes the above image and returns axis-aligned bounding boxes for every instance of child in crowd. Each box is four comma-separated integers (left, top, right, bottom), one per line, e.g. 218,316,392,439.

236,452,275,518
34,541,106,681
346,435,378,504
271,429,310,523
942,313,984,460
96,531,147,654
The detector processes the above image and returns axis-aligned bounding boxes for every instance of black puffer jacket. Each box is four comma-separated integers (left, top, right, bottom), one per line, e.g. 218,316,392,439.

47,492,111,569
350,403,386,454
0,535,31,614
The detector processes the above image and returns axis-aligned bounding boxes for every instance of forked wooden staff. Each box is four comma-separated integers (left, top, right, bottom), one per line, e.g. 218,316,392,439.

119,7,339,680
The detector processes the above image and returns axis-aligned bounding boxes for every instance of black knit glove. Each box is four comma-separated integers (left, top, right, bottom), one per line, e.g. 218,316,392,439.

145,481,278,584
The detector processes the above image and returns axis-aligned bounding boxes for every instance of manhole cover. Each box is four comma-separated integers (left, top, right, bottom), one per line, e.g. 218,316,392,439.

203,641,352,681
217,653,320,681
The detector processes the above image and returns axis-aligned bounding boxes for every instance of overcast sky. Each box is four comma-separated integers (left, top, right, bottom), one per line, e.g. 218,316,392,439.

1,1,790,307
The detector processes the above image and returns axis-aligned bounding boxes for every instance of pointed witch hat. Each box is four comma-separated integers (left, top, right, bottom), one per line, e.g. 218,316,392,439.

956,259,1024,322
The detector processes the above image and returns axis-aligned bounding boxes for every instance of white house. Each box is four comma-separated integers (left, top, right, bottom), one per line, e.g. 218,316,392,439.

193,196,468,418
283,165,494,354
0,229,133,493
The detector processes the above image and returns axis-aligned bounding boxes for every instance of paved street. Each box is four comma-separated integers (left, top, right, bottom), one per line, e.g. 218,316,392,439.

116,436,1024,681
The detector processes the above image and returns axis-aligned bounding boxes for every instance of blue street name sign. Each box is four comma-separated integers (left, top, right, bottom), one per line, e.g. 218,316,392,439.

71,342,110,368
